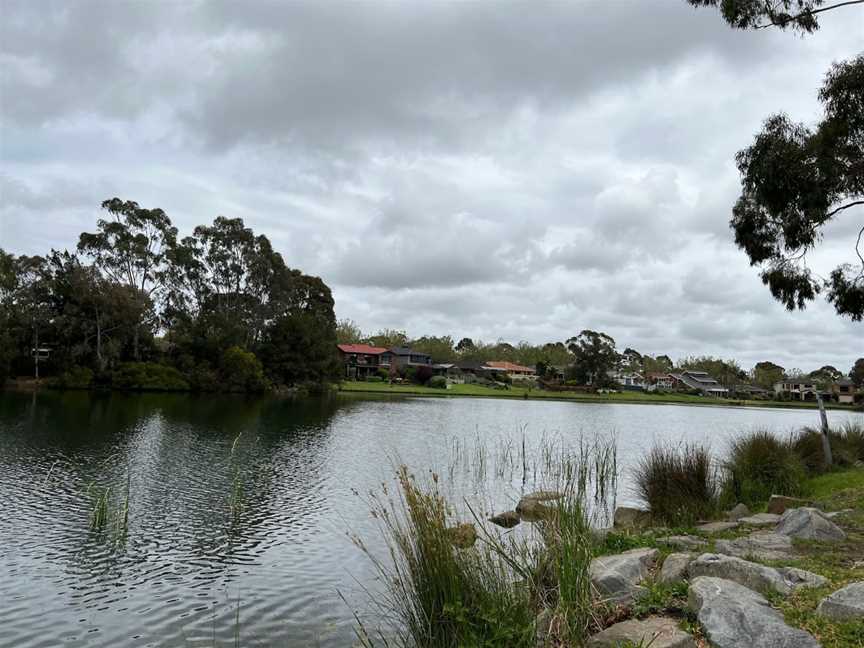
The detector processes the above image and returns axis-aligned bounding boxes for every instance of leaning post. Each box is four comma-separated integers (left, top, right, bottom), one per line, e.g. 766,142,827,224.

815,392,833,468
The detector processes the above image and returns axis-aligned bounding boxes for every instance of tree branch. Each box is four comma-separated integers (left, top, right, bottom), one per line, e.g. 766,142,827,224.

756,0,864,29
826,200,864,219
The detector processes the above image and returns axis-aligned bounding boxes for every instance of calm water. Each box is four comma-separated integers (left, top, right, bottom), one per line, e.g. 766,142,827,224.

1,390,861,648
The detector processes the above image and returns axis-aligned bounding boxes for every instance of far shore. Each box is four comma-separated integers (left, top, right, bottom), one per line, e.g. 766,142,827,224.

338,380,860,411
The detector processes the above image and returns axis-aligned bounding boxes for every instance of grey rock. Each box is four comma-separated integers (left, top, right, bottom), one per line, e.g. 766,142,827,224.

778,567,829,590
590,527,612,543
516,498,555,522
656,535,708,550
659,553,694,584
817,582,864,621
587,616,696,648
696,521,739,534
775,507,846,542
489,511,521,528
613,506,651,529
590,547,658,605
715,532,794,561
738,513,782,526
727,503,751,521
823,508,853,519
689,553,791,595
767,495,812,515
689,576,820,648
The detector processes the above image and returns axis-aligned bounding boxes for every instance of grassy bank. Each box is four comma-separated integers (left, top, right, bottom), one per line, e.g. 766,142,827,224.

338,380,857,411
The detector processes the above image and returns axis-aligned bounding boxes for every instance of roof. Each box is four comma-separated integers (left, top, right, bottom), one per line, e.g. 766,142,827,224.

835,377,853,386
337,344,388,355
486,361,536,373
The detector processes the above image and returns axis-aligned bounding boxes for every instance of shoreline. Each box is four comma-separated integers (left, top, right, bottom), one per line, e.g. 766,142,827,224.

338,380,860,412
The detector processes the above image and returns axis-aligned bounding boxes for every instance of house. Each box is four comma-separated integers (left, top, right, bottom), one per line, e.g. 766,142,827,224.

773,380,819,401
608,370,645,390
670,370,729,396
832,377,857,405
388,347,433,370
486,361,537,381
646,372,676,390
337,344,392,379
731,384,771,398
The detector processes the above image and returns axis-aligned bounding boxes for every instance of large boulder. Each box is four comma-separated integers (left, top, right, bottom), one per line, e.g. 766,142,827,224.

775,507,846,542
816,582,864,621
767,495,812,515
777,567,828,590
659,553,694,584
613,506,651,529
715,532,793,561
689,554,791,595
689,576,820,648
587,616,696,648
656,535,708,551
590,547,658,605
516,497,555,522
727,503,751,521
738,513,782,526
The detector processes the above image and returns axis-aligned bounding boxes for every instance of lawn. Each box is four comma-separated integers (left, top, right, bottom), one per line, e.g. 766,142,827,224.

337,380,854,411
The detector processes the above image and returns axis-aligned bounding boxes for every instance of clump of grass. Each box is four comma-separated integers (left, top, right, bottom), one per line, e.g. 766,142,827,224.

723,430,805,506
633,443,719,526
837,422,864,462
791,427,858,475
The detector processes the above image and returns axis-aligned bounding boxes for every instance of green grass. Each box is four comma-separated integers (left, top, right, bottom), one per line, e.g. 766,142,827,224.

338,381,854,410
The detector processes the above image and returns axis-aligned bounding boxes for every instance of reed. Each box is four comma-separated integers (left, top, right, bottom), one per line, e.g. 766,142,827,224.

723,430,805,506
88,473,130,539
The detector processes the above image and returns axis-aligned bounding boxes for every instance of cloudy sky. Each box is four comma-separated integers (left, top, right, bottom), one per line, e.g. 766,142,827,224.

1,1,862,372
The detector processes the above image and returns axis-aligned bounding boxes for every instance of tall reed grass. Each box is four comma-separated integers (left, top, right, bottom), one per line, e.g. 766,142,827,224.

723,430,805,506
352,436,617,648
88,473,130,540
632,443,719,526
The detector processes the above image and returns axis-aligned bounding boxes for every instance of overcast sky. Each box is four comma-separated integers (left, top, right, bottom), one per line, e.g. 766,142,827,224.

1,0,862,372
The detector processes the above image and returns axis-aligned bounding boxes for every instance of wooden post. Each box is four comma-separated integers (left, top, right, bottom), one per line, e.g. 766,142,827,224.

815,392,833,468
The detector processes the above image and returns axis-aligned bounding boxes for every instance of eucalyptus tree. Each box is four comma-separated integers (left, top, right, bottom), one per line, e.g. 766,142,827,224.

77,198,178,358
566,330,618,386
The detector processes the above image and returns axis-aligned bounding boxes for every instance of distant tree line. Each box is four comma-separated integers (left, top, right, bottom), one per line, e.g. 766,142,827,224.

337,319,864,390
0,199,339,392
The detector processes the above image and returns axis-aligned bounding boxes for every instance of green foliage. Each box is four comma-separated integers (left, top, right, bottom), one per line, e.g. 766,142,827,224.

631,581,689,618
366,376,384,383
791,427,859,475
723,430,806,506
678,355,744,387
111,362,190,391
566,330,618,387
634,444,720,526
686,0,826,33
753,360,785,389
221,347,268,393
336,318,364,344
56,366,94,389
850,358,864,387
428,375,447,389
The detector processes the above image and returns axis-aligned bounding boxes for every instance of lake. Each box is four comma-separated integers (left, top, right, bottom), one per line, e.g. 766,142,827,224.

1,390,861,647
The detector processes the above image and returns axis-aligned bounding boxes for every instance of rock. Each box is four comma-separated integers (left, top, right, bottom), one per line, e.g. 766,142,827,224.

852,560,864,569
445,523,477,549
695,521,739,534
590,547,658,605
727,503,751,521
777,567,829,590
817,582,864,621
591,527,612,543
766,495,812,515
738,513,782,526
516,498,555,522
689,576,820,648
659,553,694,584
823,508,853,519
656,535,708,551
715,532,794,561
689,553,791,595
587,616,697,648
489,511,521,529
775,507,846,542
613,506,651,529
523,490,564,502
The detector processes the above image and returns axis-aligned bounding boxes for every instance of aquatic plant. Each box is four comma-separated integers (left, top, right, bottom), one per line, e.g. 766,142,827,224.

722,430,805,506
633,443,719,526
88,473,130,540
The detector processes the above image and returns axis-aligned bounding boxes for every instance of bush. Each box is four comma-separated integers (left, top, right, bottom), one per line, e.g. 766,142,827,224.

428,375,447,389
111,362,190,391
189,362,220,392
633,443,719,526
366,375,384,383
414,365,435,385
376,367,390,380
723,430,805,506
221,346,269,392
791,427,858,475
56,365,94,389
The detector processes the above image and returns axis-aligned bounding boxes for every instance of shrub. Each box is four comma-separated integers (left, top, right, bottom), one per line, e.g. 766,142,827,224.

428,375,447,389
111,362,190,391
366,375,384,383
414,365,435,385
56,365,94,389
220,346,269,392
723,430,805,506
633,443,719,526
791,427,858,474
376,367,390,380
189,362,220,392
